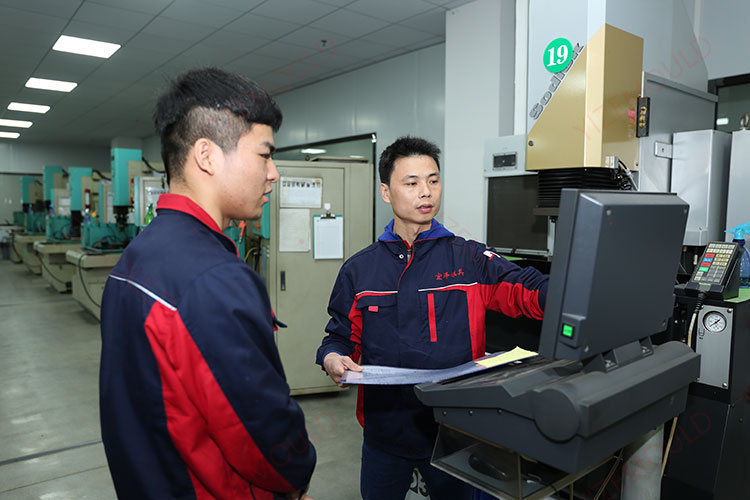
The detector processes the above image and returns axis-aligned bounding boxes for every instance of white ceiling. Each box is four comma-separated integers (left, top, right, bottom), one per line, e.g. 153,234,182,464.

0,0,472,146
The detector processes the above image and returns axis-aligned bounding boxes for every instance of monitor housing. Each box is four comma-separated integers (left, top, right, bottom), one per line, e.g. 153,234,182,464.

539,189,689,362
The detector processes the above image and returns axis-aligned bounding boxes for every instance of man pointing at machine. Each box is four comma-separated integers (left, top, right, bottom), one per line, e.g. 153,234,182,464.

316,136,549,500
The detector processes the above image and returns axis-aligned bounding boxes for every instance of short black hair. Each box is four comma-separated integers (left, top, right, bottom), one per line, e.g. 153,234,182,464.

378,136,441,184
154,67,282,183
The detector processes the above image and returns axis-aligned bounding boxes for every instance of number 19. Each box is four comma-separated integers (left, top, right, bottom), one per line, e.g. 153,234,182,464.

547,45,568,67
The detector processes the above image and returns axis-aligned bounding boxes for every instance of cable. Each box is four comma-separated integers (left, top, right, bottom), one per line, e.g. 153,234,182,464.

661,292,706,477
78,252,101,308
38,251,70,286
94,169,111,181
11,237,22,261
592,449,624,500
617,159,638,191
245,247,255,262
142,157,165,173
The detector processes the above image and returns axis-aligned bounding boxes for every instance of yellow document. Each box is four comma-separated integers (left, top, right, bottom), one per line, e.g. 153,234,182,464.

475,346,538,368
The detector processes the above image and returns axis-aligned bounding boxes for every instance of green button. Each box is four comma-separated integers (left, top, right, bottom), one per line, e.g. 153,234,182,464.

699,267,710,272
562,324,574,338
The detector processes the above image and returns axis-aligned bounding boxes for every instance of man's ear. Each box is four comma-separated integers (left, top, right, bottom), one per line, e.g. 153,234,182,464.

191,138,217,176
380,182,391,204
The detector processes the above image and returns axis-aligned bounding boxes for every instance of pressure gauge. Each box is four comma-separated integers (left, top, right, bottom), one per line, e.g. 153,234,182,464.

703,312,727,333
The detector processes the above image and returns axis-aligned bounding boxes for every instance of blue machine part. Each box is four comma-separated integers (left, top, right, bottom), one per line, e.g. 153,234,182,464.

46,215,72,241
98,184,106,220
111,148,142,207
25,213,46,234
252,196,270,239
68,167,93,211
20,176,36,204
42,166,64,203
82,219,138,252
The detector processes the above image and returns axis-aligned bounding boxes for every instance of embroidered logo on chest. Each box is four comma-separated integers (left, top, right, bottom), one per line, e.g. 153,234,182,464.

435,269,463,281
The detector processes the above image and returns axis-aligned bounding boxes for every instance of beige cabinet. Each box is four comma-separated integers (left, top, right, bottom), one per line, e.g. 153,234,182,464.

267,160,373,395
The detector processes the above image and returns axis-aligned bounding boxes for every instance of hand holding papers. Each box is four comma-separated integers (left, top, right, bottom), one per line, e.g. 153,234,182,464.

340,347,537,385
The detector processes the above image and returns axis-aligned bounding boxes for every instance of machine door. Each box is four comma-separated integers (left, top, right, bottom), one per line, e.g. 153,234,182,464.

270,163,346,394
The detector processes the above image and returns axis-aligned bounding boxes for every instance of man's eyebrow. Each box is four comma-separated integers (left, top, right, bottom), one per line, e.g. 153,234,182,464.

400,172,440,181
262,141,276,154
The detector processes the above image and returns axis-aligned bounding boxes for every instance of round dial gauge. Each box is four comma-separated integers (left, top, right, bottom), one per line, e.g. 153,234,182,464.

703,312,726,333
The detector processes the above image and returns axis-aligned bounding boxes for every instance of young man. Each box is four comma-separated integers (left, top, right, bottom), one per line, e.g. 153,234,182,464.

316,136,548,500
100,68,316,500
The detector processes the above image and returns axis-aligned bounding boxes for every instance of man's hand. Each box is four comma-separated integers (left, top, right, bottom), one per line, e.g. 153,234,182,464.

323,353,362,386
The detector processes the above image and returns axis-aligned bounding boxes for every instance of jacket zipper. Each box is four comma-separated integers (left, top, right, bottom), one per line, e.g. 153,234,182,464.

396,241,415,289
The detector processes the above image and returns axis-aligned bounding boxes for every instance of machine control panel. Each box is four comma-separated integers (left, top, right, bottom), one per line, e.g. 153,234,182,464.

691,242,739,284
685,241,740,299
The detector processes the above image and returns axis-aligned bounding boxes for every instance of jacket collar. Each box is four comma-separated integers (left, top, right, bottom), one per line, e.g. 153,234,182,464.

156,193,239,256
377,219,454,244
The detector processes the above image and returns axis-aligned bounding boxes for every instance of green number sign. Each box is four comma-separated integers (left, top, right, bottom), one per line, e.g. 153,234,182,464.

543,37,573,73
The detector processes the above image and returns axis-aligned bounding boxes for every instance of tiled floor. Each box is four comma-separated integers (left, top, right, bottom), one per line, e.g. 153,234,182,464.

0,259,362,499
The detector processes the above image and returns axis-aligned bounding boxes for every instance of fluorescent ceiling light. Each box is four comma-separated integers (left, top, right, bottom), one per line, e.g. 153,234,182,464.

0,119,32,128
25,77,77,92
301,148,326,154
349,155,366,159
716,117,729,126
8,102,50,114
53,35,120,58
0,132,20,139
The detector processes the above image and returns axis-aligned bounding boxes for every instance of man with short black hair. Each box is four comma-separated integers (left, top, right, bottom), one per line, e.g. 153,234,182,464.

100,68,315,500
317,136,548,500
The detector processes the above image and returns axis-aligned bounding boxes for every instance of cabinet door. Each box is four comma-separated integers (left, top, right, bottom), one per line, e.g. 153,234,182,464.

271,164,345,394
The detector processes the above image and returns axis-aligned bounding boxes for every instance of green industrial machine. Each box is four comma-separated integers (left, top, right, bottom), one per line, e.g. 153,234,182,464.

20,176,45,234
43,165,68,242
81,221,138,252
71,149,150,317
15,176,45,272
82,149,143,252
12,211,24,227
43,165,64,211
38,167,98,292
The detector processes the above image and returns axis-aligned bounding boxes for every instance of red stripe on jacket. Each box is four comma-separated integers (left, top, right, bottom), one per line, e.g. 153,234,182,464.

144,301,293,498
423,282,543,359
347,291,396,428
347,297,364,427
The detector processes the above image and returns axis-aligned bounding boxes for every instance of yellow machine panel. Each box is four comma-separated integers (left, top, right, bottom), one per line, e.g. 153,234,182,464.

527,24,643,171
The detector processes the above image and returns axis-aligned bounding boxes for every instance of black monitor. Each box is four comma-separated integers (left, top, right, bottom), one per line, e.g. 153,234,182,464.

538,189,688,361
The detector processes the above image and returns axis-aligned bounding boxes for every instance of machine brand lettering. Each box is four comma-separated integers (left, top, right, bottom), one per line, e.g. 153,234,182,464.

529,42,584,121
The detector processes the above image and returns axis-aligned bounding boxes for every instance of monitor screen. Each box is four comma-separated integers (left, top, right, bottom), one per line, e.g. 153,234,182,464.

538,189,688,361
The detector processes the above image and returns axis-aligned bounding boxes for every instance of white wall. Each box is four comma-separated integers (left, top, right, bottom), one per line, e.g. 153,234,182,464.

527,0,588,133
444,0,515,242
603,0,708,91
0,173,38,225
698,0,750,79
142,135,162,163
0,142,109,175
273,44,446,235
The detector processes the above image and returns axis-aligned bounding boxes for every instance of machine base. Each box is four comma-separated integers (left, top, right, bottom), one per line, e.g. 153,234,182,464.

66,249,121,320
